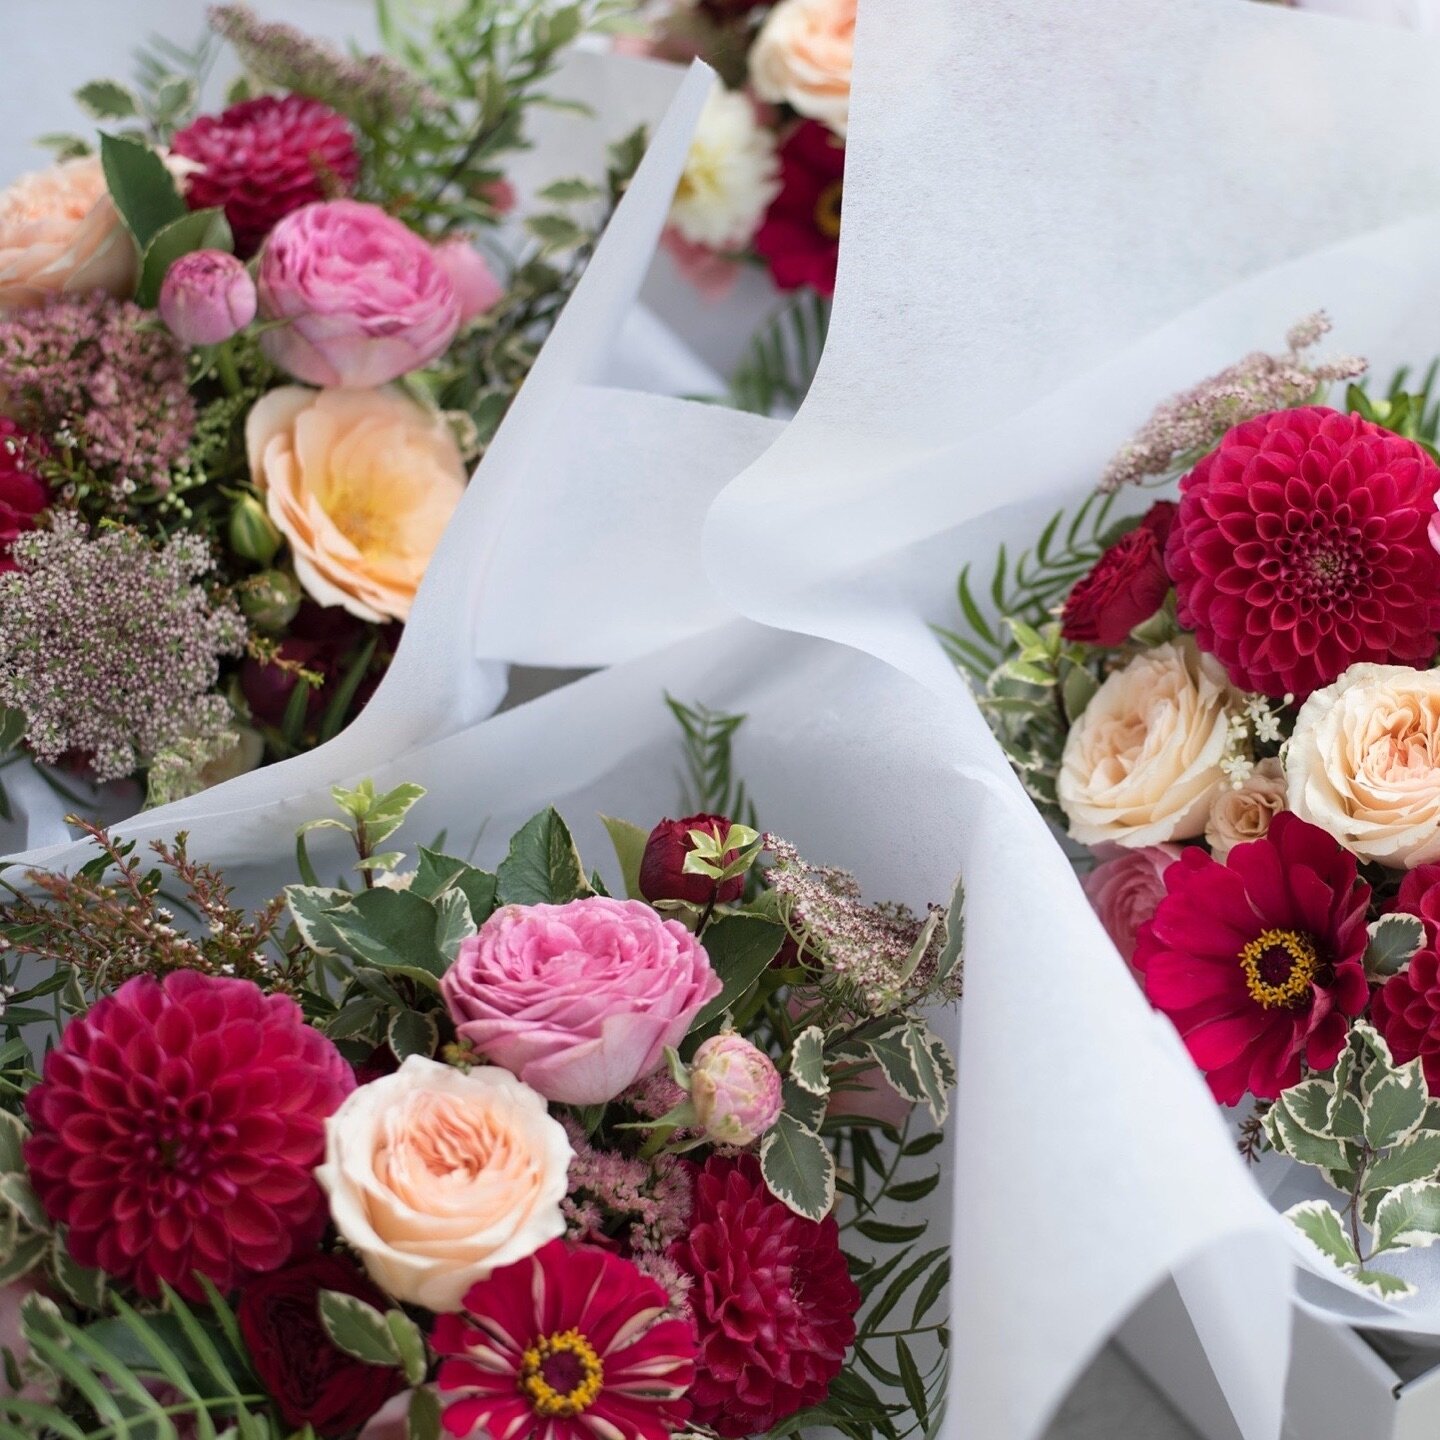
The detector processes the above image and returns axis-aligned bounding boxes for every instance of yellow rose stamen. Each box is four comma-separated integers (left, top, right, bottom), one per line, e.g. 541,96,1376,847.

518,1328,605,1418
1238,928,1319,1009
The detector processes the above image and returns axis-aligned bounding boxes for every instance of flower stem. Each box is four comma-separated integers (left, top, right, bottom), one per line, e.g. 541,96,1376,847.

215,341,242,396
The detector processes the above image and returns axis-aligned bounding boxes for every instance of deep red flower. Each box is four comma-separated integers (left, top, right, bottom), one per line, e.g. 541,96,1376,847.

238,1253,404,1437
1134,813,1371,1105
1061,502,1175,646
639,813,745,906
24,971,354,1299
1371,865,1440,1092
0,418,48,572
172,95,360,257
432,1239,695,1440
754,121,844,296
670,1154,860,1436
1166,406,1440,700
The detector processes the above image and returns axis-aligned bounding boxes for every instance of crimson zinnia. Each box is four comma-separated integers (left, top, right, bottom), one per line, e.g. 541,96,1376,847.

24,971,354,1298
754,121,844,297
1166,405,1440,700
433,1239,695,1440
670,1154,861,1436
1133,813,1371,1105
172,94,360,257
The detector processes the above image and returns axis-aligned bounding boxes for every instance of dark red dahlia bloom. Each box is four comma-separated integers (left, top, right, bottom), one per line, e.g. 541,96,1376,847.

754,121,844,297
0,419,48,572
1166,405,1440,700
639,813,745,906
172,95,360,257
238,1254,404,1437
24,971,354,1299
1062,501,1176,646
1372,865,1440,1092
671,1154,861,1436
433,1239,695,1440
1134,813,1371,1105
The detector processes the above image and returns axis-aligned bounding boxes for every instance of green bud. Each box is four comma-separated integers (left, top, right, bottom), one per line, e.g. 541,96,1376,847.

239,570,302,632
228,493,282,565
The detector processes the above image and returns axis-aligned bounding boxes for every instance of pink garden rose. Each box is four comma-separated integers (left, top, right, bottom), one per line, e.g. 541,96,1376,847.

158,249,257,346
257,200,460,387
1082,844,1180,965
443,897,721,1106
432,238,503,324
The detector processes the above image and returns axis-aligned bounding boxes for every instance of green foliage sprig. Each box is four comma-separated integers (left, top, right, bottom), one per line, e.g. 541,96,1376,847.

729,292,832,418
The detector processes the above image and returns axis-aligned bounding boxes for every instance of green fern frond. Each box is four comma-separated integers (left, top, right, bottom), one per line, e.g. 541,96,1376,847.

665,696,757,827
728,292,832,417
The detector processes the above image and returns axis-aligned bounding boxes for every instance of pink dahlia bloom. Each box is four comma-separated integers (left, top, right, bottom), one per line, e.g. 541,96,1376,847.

172,94,360,257
1167,405,1440,700
257,200,461,387
443,897,720,1106
1083,844,1181,966
24,971,354,1299
671,1155,860,1436
433,1239,696,1440
1134,813,1371,1105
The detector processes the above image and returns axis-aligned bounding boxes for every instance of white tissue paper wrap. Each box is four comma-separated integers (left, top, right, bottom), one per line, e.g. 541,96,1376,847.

16,2,1440,1440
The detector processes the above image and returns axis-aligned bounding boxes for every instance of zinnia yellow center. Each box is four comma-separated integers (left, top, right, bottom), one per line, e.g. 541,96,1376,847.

1239,928,1319,1009
814,180,843,239
519,1329,604,1417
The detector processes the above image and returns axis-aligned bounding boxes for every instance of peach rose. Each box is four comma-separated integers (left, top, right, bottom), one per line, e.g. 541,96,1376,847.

750,0,855,138
1059,640,1241,848
245,385,466,622
0,157,136,312
317,1056,572,1312
1205,757,1288,860
1287,664,1440,868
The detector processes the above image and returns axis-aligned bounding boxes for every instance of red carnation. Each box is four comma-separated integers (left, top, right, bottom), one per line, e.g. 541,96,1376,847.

433,1239,695,1440
671,1154,861,1436
754,121,844,297
1166,406,1440,700
1134,813,1371,1105
639,813,745,906
172,95,360,257
238,1254,404,1437
0,419,48,572
1062,502,1177,646
1372,865,1440,1092
24,971,354,1299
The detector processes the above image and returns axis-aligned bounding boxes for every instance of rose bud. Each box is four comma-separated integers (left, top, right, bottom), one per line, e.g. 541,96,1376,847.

690,1034,783,1146
157,249,257,347
238,568,302,632
432,237,504,325
1061,501,1177,647
639,813,746,905
228,492,283,566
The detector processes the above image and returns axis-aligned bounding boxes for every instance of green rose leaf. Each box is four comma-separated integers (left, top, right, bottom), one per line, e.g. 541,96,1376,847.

135,207,233,307
687,914,785,1042
600,815,649,900
496,808,587,906
99,132,186,253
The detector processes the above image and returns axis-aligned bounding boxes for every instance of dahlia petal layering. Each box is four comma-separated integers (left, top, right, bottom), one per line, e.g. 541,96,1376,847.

0,763,960,1438
953,314,1440,1300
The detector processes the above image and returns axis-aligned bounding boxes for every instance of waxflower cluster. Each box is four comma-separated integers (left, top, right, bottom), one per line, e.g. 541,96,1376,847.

0,759,960,1440
950,318,1440,1299
0,0,642,811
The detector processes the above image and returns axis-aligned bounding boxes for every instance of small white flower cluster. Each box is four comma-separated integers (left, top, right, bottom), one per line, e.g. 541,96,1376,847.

1221,693,1289,788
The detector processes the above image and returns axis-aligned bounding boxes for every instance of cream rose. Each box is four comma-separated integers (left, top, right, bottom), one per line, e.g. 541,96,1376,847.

1286,663,1440,868
245,385,466,622
0,157,136,312
749,0,855,137
1206,757,1288,860
317,1056,572,1312
1059,640,1240,848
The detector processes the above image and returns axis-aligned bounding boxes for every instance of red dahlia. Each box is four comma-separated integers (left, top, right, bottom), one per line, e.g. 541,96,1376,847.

1372,865,1440,1092
1062,501,1176,646
0,418,48,572
670,1154,861,1436
1134,813,1371,1105
172,95,360,257
24,971,354,1299
1166,406,1440,700
754,121,844,297
433,1239,695,1440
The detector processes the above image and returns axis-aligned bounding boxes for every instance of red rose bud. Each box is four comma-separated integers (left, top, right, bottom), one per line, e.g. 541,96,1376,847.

237,1253,405,1437
1061,501,1177,647
640,813,746,905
